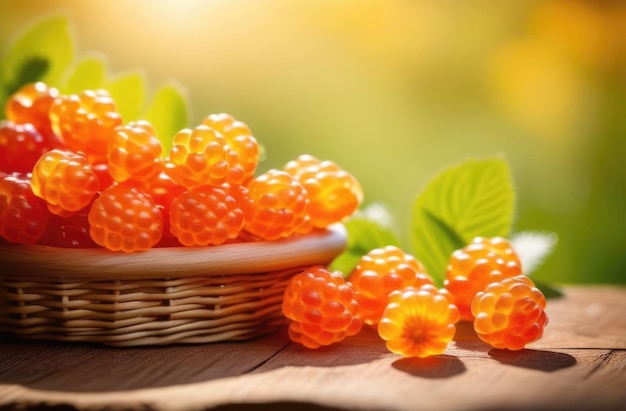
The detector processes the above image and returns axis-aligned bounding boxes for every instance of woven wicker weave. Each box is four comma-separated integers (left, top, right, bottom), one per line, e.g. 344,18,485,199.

0,224,347,346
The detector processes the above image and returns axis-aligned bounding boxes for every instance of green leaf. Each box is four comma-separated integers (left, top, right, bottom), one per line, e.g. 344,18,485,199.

533,280,564,299
329,203,401,276
107,70,147,122
1,13,74,99
410,157,515,285
510,230,558,276
143,81,190,154
62,53,147,122
62,53,108,93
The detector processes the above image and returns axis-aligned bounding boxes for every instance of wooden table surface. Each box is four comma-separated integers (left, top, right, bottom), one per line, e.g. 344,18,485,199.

1,285,624,411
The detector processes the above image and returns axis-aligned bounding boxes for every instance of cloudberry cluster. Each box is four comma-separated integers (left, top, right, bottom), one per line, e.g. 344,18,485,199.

284,239,546,356
282,266,362,349
348,246,433,326
444,236,523,321
0,82,362,251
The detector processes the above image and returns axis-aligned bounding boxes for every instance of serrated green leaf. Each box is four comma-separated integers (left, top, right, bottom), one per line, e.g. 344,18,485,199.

329,203,401,277
1,13,74,99
143,81,190,154
62,53,108,93
411,157,515,285
107,70,147,122
510,230,558,276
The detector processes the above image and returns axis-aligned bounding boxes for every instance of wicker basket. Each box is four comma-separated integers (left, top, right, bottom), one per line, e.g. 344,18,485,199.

0,224,347,346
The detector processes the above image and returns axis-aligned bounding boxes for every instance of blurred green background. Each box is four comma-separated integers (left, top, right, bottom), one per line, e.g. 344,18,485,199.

1,0,624,285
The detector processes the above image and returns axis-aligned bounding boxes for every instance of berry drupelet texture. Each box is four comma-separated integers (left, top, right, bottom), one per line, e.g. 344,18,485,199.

282,265,362,349
471,275,548,350
348,245,433,326
445,236,523,321
378,284,460,358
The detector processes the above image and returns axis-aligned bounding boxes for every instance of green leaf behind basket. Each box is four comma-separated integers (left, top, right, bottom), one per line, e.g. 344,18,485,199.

410,157,515,285
143,81,190,154
63,53,147,122
329,203,401,277
62,53,108,93
0,13,74,113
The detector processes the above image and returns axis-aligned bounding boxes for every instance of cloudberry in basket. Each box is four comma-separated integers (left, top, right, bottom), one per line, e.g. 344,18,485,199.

49,89,122,163
284,154,363,228
378,285,460,358
88,184,163,252
445,236,522,321
169,184,244,246
165,124,231,189
282,266,362,349
142,172,186,247
472,275,547,350
240,169,311,240
5,82,63,145
37,200,96,248
0,172,49,244
108,120,163,184
0,121,49,173
31,149,99,214
348,246,433,326
201,113,259,185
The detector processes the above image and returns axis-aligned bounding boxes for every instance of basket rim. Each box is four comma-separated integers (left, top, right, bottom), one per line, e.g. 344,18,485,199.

0,224,347,280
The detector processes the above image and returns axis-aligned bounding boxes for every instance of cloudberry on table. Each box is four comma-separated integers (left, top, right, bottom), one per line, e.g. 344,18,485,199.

282,265,362,349
378,284,460,358
49,89,123,163
239,169,311,240
444,236,523,321
5,82,63,145
169,184,244,246
88,184,163,252
201,113,259,185
30,149,100,214
471,275,547,350
108,120,163,184
0,120,48,173
348,246,433,326
0,172,49,245
165,124,231,189
284,154,363,228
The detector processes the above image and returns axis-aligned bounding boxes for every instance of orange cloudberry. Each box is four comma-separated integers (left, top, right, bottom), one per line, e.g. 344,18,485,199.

30,149,99,214
0,172,49,245
239,169,311,240
282,265,362,349
201,113,259,185
88,184,163,252
348,246,433,326
378,284,460,358
284,154,363,228
472,275,548,351
445,236,523,321
108,120,163,184
49,89,122,163
169,184,244,246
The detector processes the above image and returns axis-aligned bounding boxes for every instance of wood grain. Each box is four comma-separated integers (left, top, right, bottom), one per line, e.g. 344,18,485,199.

0,285,624,411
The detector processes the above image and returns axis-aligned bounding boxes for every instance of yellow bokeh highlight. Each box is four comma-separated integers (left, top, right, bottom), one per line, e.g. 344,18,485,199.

488,38,584,139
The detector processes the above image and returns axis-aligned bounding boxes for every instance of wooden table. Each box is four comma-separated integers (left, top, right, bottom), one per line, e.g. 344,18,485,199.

1,285,624,411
